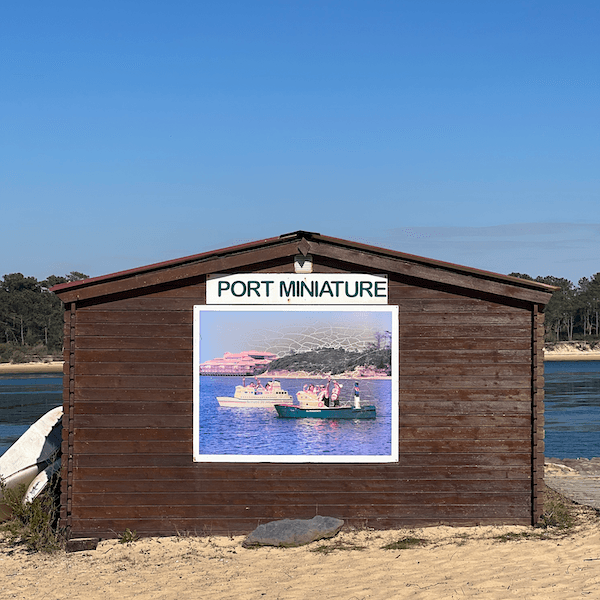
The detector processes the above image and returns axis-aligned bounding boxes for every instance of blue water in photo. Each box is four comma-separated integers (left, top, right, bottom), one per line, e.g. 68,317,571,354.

198,377,392,458
2,362,600,460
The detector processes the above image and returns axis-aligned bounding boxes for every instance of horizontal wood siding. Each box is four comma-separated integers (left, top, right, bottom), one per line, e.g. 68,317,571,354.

394,278,534,530
65,270,535,539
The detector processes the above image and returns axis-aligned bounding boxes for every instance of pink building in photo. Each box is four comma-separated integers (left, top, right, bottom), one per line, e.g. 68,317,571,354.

198,350,278,376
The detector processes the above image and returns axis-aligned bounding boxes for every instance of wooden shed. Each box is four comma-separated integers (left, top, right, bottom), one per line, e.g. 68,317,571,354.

51,231,556,540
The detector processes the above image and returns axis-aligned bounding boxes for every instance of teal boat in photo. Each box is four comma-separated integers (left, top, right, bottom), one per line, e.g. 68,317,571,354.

275,404,376,419
275,379,376,419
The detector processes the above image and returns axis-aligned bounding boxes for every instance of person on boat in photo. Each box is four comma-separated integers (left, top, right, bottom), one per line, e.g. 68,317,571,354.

353,381,361,409
320,378,342,407
331,380,342,407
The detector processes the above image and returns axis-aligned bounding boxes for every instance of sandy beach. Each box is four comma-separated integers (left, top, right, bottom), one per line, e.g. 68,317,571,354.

2,496,600,600
0,362,63,374
544,350,600,361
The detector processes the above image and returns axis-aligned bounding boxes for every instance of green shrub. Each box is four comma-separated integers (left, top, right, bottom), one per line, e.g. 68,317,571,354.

537,495,576,530
0,475,64,553
118,528,139,545
381,536,428,550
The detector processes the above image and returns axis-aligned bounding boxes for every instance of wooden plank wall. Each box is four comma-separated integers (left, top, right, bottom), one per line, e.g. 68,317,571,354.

62,270,537,539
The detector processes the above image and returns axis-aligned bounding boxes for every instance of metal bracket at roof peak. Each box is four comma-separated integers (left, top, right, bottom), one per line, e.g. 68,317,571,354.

279,230,321,240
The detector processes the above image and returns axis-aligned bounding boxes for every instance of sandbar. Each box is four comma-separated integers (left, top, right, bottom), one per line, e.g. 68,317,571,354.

0,361,64,374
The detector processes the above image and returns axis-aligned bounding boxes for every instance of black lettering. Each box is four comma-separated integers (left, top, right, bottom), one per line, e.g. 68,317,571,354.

261,281,274,297
280,281,295,297
360,281,373,297
319,281,334,297
218,281,230,296
247,281,260,296
300,281,315,296
345,281,359,297
231,281,247,297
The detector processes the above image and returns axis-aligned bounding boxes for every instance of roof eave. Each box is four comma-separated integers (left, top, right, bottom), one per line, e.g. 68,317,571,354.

51,231,557,305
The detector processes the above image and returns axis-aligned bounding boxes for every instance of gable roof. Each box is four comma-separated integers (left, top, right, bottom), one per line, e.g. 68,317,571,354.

51,230,557,304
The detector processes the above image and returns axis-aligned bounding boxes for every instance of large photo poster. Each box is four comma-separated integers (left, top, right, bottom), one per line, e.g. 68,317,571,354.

193,305,398,463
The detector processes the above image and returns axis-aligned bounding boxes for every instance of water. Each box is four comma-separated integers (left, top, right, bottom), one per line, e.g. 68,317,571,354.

0,374,63,456
198,377,392,459
2,364,600,460
544,361,600,459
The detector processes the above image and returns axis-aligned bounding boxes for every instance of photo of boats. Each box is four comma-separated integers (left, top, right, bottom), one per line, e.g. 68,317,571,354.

193,305,399,463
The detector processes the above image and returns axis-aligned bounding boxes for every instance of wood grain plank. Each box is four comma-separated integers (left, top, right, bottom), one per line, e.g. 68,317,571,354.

73,375,192,390
75,323,191,337
72,464,531,481
76,311,193,324
75,349,192,363
74,401,192,415
71,501,532,520
400,312,530,325
71,452,531,468
75,362,192,376
73,441,191,454
72,477,530,494
75,336,191,350
399,349,531,364
72,491,532,508
67,515,533,538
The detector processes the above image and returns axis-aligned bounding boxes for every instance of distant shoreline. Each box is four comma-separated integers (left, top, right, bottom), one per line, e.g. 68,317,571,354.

544,341,600,361
0,361,63,374
544,352,600,362
1,347,599,376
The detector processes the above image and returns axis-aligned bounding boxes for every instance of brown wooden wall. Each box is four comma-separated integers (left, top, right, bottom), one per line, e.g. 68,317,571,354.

60,262,543,538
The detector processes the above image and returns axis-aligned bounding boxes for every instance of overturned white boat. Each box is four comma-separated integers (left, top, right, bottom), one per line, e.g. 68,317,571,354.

0,406,63,519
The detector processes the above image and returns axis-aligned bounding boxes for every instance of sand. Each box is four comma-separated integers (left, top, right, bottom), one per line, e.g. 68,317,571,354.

2,502,600,600
545,351,600,361
0,362,63,374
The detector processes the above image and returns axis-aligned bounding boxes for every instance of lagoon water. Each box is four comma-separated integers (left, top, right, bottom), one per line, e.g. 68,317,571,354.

1,362,600,459
544,360,600,459
0,374,63,456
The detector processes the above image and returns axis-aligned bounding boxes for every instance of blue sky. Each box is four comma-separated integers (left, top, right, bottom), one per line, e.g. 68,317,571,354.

2,1,599,285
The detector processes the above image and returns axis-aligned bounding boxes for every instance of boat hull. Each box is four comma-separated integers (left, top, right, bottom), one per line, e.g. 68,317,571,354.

216,379,292,407
275,404,376,419
0,406,63,520
217,397,284,408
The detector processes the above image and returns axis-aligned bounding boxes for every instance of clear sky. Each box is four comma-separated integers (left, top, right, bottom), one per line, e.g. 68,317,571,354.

2,1,598,285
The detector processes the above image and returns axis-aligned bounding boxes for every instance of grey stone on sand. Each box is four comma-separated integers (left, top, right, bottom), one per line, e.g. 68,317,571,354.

242,515,344,548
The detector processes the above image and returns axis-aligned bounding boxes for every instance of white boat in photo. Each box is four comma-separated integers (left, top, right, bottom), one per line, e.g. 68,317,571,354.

0,406,62,519
217,379,293,407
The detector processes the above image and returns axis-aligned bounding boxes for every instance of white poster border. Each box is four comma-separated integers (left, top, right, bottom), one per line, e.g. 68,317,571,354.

193,304,399,463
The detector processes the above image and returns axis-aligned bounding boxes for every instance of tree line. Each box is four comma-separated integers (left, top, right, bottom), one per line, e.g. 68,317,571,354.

0,272,87,363
267,347,392,376
2,268,597,363
509,272,600,343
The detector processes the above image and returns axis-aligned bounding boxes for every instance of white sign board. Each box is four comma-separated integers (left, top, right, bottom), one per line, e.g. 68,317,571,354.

207,274,388,305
